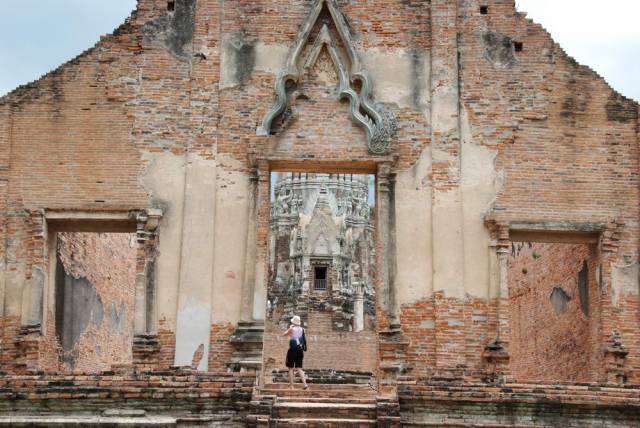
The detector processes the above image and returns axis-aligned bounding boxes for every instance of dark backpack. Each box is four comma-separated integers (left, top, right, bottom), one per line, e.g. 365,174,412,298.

301,330,308,352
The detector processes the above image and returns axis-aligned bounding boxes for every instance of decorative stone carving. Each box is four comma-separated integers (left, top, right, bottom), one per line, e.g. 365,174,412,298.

604,331,629,385
256,0,397,155
268,173,375,332
135,208,163,243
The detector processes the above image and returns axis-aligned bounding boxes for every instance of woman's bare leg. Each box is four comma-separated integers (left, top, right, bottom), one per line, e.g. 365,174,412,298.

297,368,308,388
288,368,294,389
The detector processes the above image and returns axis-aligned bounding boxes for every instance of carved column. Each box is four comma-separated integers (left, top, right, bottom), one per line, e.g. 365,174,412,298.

240,156,259,323
15,211,46,373
229,155,265,373
600,220,628,384
496,224,511,346
377,162,400,330
354,286,364,332
604,331,629,385
253,160,271,321
133,208,162,335
483,222,510,383
132,208,162,369
377,162,409,398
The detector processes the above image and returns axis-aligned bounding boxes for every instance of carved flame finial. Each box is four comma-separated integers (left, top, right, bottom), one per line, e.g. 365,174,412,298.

256,0,396,155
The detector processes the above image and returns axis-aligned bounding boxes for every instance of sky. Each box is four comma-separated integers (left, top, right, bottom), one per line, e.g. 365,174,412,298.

0,1,638,101
0,0,137,96
516,0,640,101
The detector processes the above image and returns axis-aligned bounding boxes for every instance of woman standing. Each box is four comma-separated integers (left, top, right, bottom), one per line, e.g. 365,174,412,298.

281,315,309,390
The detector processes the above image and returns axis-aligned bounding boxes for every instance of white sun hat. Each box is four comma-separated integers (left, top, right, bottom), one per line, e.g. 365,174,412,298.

291,315,301,326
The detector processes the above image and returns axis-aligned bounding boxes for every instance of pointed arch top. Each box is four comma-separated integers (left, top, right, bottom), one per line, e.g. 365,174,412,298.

256,0,397,155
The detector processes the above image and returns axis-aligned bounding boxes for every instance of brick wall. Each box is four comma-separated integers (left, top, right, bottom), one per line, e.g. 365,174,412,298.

0,0,637,392
208,322,236,371
399,380,640,427
457,0,639,383
53,232,137,373
400,295,498,380
263,310,378,377
508,242,601,382
0,370,255,426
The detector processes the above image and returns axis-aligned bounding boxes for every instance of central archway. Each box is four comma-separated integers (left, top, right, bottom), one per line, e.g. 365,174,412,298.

262,168,378,385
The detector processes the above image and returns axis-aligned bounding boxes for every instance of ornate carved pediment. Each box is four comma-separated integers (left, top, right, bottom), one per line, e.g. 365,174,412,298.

256,0,396,155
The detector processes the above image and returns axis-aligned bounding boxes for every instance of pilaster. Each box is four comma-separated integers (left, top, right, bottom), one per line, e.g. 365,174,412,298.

228,154,265,373
600,220,628,384
173,154,218,371
377,162,400,330
482,222,511,383
132,208,163,370
430,0,467,378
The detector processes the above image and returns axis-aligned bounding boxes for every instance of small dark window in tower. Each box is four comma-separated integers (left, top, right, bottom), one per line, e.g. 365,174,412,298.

314,266,327,290
514,42,524,52
167,1,176,11
578,260,589,315
480,5,488,15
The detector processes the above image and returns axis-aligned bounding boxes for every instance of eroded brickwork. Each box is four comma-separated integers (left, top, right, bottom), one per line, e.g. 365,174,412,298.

53,232,137,373
400,296,499,380
0,0,638,424
263,311,378,377
399,380,640,427
508,242,601,382
208,322,236,371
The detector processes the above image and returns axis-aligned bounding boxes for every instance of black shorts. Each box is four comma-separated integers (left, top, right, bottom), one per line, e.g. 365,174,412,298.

286,346,304,368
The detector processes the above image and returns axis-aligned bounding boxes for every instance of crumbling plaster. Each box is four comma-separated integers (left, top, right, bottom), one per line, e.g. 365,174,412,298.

0,0,635,386
140,152,187,331
395,146,433,304
460,106,503,299
211,155,250,324
362,48,431,111
218,36,501,305
611,261,640,307
221,40,430,113
220,39,288,89
3,225,32,320
173,155,217,370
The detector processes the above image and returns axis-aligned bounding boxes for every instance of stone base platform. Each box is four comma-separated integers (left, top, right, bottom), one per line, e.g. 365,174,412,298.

1,369,639,427
399,377,640,427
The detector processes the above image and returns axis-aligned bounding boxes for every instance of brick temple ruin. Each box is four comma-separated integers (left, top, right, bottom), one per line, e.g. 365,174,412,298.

0,0,639,426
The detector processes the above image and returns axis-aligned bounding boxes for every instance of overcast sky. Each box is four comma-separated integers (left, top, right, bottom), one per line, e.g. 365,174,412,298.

0,1,638,101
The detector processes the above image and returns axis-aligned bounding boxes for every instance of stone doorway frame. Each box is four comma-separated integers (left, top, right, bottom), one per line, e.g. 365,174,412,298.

233,156,406,392
484,219,627,384
17,209,163,372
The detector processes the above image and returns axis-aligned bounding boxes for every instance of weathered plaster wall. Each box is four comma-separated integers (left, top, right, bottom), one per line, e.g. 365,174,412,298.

211,157,250,325
140,152,186,334
54,232,137,372
0,0,637,388
174,156,217,370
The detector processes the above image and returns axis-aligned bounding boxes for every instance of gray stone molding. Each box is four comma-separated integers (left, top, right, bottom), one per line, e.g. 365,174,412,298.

256,0,397,155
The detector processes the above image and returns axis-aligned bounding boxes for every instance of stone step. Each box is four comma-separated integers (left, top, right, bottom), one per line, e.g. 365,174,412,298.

273,400,378,420
262,390,376,400
269,369,374,385
0,416,177,427
275,396,377,404
262,383,377,399
270,417,376,427
265,382,374,389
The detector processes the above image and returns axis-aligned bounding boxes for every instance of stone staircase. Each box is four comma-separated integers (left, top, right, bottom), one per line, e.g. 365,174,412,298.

247,383,400,427
269,369,374,385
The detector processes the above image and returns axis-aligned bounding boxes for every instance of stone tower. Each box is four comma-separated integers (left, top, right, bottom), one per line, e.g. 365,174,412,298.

268,172,375,332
